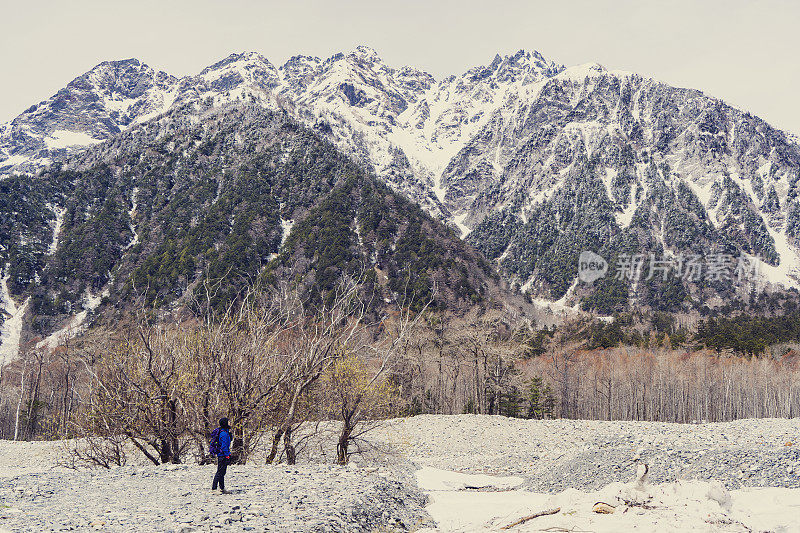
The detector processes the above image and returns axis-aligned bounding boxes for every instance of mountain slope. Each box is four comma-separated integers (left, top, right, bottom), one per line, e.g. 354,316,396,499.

0,103,523,360
0,59,178,172
459,64,800,309
2,47,800,315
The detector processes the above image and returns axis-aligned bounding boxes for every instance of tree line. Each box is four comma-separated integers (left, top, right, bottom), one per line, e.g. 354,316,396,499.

3,281,800,467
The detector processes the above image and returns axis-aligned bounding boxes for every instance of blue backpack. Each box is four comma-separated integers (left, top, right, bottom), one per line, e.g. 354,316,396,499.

209,428,222,456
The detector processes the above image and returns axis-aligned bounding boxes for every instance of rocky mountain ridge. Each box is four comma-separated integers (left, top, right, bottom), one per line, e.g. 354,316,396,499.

2,46,800,317
0,101,534,364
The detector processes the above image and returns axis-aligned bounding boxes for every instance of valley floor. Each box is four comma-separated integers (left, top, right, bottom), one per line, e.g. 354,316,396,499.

0,415,799,531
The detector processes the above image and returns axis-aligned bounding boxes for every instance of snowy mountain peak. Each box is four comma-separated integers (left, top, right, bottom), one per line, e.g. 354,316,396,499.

556,62,608,81
0,57,180,173
349,45,382,63
79,58,176,96
199,51,275,75
465,49,565,84
3,46,800,313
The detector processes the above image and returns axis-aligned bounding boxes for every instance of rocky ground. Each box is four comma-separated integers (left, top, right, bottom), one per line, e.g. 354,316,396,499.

1,415,799,532
0,463,432,532
368,415,800,491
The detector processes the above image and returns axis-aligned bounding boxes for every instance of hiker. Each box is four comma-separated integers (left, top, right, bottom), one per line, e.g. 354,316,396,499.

211,417,232,494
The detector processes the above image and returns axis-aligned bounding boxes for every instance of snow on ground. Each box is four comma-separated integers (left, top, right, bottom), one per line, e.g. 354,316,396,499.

43,130,102,150
0,154,30,171
267,218,295,261
615,183,638,228
0,269,29,366
36,290,106,352
2,415,800,531
529,277,581,317
125,187,139,250
453,213,471,239
759,223,800,289
414,467,800,532
280,217,294,246
46,204,65,255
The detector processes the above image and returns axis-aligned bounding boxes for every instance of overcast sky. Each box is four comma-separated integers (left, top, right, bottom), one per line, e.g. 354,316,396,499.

2,0,799,134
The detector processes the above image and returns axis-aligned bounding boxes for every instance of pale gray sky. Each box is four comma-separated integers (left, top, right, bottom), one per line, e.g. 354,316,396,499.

2,0,799,134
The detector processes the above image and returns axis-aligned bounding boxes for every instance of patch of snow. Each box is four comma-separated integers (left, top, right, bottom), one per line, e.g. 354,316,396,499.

530,277,582,316
731,173,759,206
759,225,800,289
0,154,31,171
131,86,179,126
601,167,617,200
520,275,535,293
0,269,29,366
496,242,513,264
684,178,710,206
616,188,638,228
36,289,105,352
125,187,139,249
453,213,471,239
44,130,102,150
556,62,607,84
280,218,294,246
103,96,138,114
415,468,800,533
46,204,65,255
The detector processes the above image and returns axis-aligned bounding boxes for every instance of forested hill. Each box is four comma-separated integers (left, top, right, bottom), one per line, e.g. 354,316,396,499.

0,103,525,353
5,49,800,318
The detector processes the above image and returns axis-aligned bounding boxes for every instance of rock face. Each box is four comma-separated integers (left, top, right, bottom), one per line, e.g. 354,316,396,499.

3,46,800,310
0,59,178,173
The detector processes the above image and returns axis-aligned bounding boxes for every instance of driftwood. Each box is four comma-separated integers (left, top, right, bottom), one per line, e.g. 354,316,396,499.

500,507,561,529
463,485,516,492
592,501,616,514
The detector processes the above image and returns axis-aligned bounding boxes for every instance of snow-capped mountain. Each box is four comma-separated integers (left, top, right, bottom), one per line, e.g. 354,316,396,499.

454,62,800,304
0,59,178,172
0,47,565,216
3,46,800,305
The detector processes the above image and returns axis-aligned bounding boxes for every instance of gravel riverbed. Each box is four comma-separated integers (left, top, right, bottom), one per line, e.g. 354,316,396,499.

1,415,799,531
367,415,800,491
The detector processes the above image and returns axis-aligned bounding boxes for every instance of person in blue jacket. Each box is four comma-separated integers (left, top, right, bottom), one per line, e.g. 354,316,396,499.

212,417,232,494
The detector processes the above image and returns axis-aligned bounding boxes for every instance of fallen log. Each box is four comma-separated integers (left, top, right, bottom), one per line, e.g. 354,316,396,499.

592,501,616,514
500,507,561,529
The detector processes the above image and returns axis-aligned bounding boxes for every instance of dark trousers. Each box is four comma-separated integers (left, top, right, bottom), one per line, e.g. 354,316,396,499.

212,456,229,490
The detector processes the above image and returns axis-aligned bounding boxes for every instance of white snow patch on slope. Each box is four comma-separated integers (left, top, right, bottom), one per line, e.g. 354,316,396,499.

759,225,800,289
616,192,638,228
0,154,31,171
131,86,180,126
267,218,295,262
280,218,294,246
556,62,608,83
601,167,617,200
453,213,471,239
531,277,581,316
47,204,65,255
103,96,138,114
125,187,139,249
36,290,106,352
44,130,102,150
0,269,29,366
